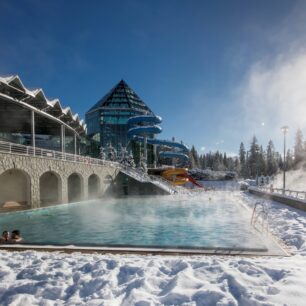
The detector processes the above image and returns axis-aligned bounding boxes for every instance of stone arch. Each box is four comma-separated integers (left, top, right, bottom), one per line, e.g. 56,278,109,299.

88,174,100,199
0,169,31,208
104,174,114,184
39,171,62,206
68,172,83,203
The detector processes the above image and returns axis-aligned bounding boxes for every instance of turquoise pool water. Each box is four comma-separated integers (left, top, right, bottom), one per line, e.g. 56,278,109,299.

0,193,267,249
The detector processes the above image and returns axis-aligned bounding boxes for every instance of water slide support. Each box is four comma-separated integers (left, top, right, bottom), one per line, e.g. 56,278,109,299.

144,136,147,163
153,144,157,168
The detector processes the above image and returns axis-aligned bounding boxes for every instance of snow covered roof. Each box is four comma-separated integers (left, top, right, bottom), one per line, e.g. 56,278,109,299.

0,75,86,135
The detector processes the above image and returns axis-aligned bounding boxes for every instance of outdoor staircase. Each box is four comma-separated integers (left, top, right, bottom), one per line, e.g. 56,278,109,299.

119,166,178,195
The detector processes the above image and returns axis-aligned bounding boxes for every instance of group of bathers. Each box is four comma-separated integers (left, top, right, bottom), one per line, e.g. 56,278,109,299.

0,230,23,243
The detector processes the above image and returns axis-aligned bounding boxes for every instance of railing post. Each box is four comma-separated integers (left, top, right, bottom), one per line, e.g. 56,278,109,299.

31,110,36,156
74,133,77,156
60,125,65,154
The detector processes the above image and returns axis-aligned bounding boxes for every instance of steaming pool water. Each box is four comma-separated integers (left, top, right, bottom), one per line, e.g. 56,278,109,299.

0,192,285,254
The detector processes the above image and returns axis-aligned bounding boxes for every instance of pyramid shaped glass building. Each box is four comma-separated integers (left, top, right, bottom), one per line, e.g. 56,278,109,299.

86,80,155,151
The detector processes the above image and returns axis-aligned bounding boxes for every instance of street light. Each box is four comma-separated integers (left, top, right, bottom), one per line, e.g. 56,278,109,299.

281,126,289,194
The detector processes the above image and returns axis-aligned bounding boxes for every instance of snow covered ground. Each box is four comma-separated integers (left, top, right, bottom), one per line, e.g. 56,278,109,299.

1,192,306,306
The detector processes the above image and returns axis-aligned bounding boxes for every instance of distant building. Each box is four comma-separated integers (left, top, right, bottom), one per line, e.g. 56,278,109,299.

85,80,155,152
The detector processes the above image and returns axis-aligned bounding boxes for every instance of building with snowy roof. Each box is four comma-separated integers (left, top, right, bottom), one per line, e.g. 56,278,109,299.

0,75,86,154
85,80,155,152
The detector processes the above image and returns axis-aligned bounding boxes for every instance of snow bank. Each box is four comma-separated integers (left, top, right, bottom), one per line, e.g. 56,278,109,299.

0,192,306,305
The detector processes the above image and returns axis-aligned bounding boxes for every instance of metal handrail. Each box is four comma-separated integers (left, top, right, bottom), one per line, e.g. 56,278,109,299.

0,140,120,168
251,201,269,232
120,166,177,194
258,186,306,200
148,175,179,194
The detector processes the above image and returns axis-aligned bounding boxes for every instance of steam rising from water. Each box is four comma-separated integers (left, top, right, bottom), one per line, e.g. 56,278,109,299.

230,1,306,150
273,168,306,192
238,52,306,147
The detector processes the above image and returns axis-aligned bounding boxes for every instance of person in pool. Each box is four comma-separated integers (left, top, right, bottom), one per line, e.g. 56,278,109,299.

0,231,10,243
10,230,23,243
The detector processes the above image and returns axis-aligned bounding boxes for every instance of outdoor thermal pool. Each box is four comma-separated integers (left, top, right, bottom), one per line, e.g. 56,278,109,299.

0,192,285,255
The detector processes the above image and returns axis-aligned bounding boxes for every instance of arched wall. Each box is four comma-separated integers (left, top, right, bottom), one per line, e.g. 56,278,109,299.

40,171,62,206
0,169,31,207
0,152,118,208
88,174,101,199
68,172,84,203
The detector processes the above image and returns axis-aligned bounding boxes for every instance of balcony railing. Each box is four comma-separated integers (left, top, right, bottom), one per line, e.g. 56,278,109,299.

258,186,306,201
0,140,119,168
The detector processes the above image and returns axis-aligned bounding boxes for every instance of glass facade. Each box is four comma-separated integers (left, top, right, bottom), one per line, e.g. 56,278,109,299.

85,80,154,152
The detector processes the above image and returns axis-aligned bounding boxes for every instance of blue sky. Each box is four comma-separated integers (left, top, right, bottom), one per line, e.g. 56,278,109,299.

1,0,306,155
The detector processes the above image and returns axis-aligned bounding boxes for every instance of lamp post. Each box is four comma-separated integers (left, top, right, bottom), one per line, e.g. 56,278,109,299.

281,126,289,194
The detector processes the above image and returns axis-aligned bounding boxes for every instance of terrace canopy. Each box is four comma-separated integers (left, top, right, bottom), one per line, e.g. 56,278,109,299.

0,76,86,154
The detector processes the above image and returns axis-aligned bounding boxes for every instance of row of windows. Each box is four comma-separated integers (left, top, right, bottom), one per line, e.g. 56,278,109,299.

102,110,135,116
86,120,100,134
115,88,135,95
101,125,129,148
130,101,148,108
104,95,145,108
104,102,130,108
106,98,129,103
86,111,101,134
111,93,126,98
101,116,129,124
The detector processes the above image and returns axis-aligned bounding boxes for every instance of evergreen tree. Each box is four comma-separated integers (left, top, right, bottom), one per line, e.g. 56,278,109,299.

239,142,247,177
277,152,283,171
286,149,294,171
201,155,206,169
248,136,260,178
246,151,250,177
266,140,278,176
189,146,200,168
223,153,228,169
259,145,266,175
294,128,304,166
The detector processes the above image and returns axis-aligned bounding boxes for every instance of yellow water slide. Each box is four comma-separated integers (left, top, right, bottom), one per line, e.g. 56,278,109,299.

161,168,189,185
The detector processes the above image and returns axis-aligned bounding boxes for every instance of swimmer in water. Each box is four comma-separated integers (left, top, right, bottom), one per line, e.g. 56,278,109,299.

9,230,23,243
0,231,9,243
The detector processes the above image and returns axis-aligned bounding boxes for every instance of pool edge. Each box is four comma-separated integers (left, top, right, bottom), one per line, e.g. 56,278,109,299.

0,244,290,257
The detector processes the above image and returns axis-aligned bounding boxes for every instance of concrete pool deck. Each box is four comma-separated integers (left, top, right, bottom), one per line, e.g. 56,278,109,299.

0,242,290,257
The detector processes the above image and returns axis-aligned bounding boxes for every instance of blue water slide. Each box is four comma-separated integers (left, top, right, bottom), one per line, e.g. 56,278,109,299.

132,136,189,152
159,151,189,162
127,115,189,164
127,125,162,138
128,115,162,125
147,138,188,152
